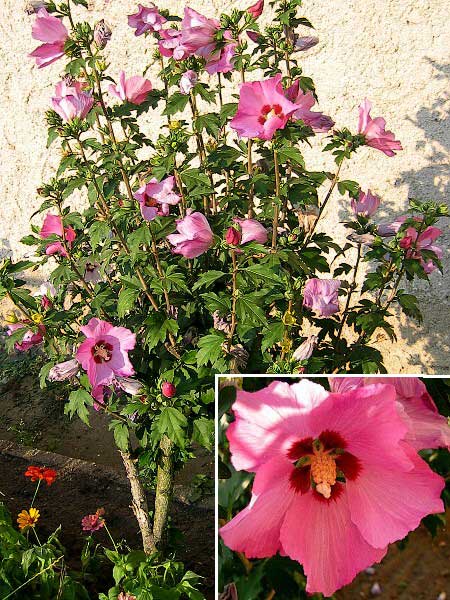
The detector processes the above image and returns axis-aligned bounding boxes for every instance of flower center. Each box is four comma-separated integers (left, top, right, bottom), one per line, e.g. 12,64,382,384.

144,196,158,207
92,341,113,363
309,445,337,499
258,103,284,125
288,430,361,500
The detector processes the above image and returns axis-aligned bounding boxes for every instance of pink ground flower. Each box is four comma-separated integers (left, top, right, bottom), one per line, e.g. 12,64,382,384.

329,377,450,452
167,212,214,259
81,508,105,532
358,99,403,156
247,0,264,19
29,8,68,68
220,380,445,596
39,213,76,257
109,71,152,105
230,74,299,140
128,3,166,36
303,278,341,317
134,176,180,221
7,322,45,352
285,81,334,132
180,70,198,95
158,29,191,60
399,226,442,274
76,318,136,387
351,189,381,217
233,218,268,245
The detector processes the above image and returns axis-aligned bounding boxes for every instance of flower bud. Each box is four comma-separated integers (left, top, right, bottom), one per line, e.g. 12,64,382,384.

31,313,44,324
292,335,318,361
168,120,182,131
294,36,319,52
179,70,198,95
94,20,112,49
115,376,144,396
161,381,176,398
25,0,48,14
247,0,264,18
225,226,242,246
48,359,79,382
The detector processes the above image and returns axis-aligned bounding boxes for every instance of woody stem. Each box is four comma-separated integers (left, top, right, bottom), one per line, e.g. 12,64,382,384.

272,147,281,251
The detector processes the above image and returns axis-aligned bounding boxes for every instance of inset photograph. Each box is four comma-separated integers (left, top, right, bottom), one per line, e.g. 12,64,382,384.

218,376,450,599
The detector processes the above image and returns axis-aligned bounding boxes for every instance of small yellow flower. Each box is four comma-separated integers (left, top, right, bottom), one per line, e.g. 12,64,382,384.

282,311,297,326
168,120,181,131
31,313,44,324
280,338,292,353
17,508,40,531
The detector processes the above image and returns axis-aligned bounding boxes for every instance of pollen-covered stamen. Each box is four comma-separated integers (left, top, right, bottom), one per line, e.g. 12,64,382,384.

92,341,113,363
310,445,337,499
144,197,159,207
258,103,285,125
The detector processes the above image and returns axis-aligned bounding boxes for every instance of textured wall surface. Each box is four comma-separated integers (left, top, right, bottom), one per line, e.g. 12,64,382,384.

0,0,448,372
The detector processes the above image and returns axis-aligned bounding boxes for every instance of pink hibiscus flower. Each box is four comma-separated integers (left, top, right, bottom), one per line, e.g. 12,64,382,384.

330,377,450,451
303,278,341,317
247,0,264,19
29,8,68,68
51,79,94,122
179,70,198,95
351,189,381,217
133,176,180,221
205,36,237,75
167,212,214,259
230,74,299,140
128,3,166,36
399,226,442,274
358,98,403,157
181,7,220,57
108,71,152,105
158,29,191,61
39,213,76,257
285,81,334,132
220,380,445,597
7,322,45,352
76,318,136,387
232,218,268,246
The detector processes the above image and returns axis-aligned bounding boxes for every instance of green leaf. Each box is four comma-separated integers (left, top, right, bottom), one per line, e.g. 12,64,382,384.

144,313,179,349
89,221,111,251
163,92,189,116
277,145,305,167
180,168,214,197
236,295,267,327
261,321,284,353
47,127,59,148
157,407,188,447
192,270,226,291
197,333,225,367
195,113,221,137
112,422,130,452
243,264,281,285
192,417,214,451
337,179,360,197
65,389,93,426
117,287,139,318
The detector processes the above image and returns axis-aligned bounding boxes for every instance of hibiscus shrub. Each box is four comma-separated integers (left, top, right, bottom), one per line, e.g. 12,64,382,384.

218,377,450,598
0,0,447,576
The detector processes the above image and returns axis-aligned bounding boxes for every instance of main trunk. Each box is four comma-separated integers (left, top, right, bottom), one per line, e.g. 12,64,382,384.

152,434,175,548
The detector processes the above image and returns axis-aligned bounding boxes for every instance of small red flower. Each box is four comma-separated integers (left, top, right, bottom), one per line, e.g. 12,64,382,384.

82,508,105,532
24,466,57,486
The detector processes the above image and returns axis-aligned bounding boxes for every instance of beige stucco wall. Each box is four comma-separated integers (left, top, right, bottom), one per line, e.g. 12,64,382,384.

0,0,448,372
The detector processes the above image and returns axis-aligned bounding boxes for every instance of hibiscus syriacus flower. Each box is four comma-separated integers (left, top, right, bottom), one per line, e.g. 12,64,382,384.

329,377,450,451
351,189,381,217
39,213,76,256
25,465,57,485
399,226,442,274
7,322,45,352
76,318,136,387
109,71,152,105
285,81,334,132
303,278,341,317
167,212,214,259
179,70,198,95
128,3,166,36
158,29,191,61
230,74,299,140
220,380,445,596
29,8,68,68
134,176,180,221
52,80,94,123
226,218,268,247
358,98,403,156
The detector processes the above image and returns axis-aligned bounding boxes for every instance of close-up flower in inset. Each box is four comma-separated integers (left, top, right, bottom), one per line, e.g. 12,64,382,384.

220,380,445,597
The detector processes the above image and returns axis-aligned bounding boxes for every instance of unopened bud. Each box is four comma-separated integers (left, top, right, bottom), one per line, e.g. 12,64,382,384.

25,0,48,14
161,381,176,398
48,359,79,382
294,36,319,52
292,335,318,361
31,313,44,324
225,226,242,246
94,20,112,49
115,376,144,396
